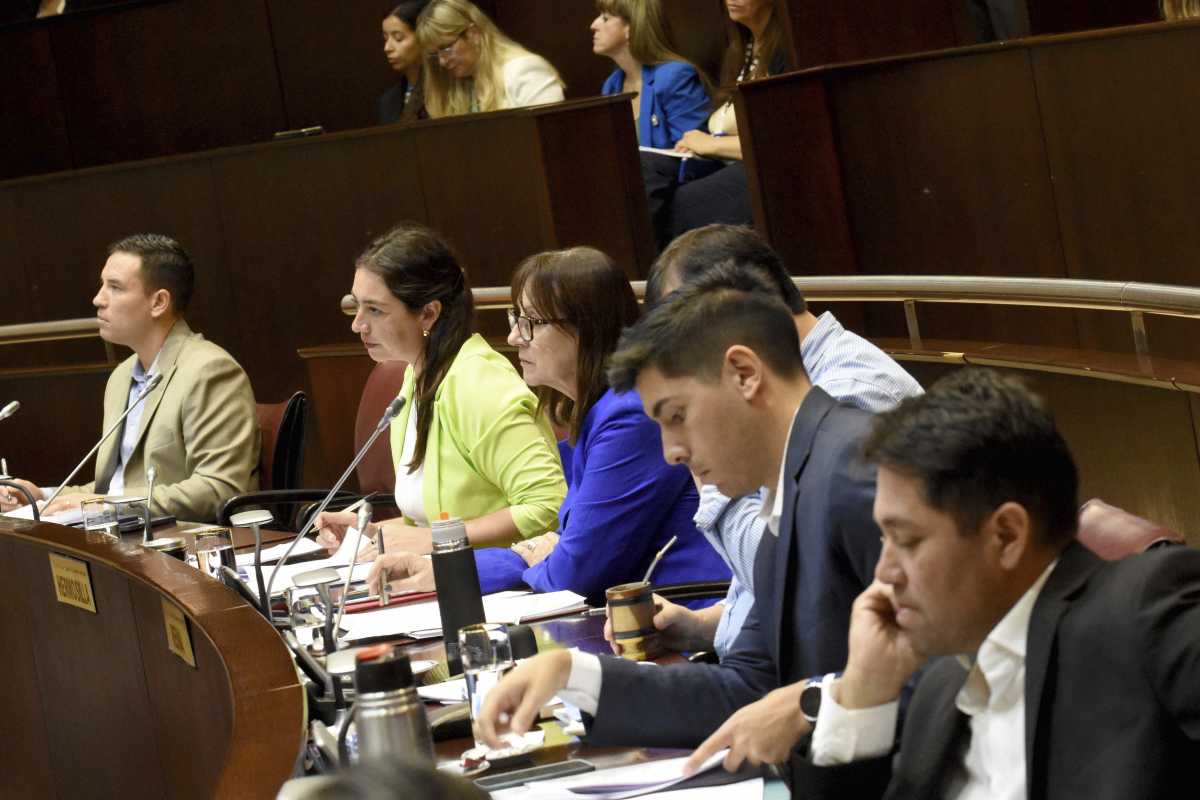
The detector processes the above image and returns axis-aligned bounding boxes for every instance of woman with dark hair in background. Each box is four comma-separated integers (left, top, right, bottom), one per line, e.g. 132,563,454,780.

379,1,430,124
367,247,729,605
642,0,792,247
314,222,566,556
593,0,712,150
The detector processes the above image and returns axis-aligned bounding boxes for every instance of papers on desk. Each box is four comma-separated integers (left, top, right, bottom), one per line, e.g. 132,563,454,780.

2,503,83,526
250,529,374,597
493,751,764,800
339,590,587,642
234,535,324,567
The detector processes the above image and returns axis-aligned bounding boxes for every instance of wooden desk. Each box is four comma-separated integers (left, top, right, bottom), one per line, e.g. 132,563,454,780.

0,516,305,798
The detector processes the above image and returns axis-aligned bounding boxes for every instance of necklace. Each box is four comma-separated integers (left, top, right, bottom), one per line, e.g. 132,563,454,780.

737,39,760,83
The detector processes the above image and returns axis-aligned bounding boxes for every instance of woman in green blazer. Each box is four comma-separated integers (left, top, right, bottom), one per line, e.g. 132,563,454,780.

315,223,566,554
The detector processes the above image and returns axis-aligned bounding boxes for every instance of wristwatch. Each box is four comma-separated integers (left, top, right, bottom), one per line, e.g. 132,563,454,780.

799,677,824,724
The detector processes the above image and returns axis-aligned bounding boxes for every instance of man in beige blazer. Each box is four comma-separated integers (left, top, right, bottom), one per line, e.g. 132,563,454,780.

0,234,259,523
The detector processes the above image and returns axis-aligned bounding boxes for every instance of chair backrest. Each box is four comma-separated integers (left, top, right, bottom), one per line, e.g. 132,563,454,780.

255,391,307,492
1076,498,1185,561
353,361,408,495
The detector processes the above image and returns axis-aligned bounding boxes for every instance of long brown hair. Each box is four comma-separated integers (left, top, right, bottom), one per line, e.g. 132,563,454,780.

1162,0,1200,18
357,222,474,472
595,0,715,95
713,0,789,108
511,248,640,444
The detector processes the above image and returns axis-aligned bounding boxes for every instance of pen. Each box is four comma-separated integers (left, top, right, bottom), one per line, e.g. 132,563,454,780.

377,524,390,608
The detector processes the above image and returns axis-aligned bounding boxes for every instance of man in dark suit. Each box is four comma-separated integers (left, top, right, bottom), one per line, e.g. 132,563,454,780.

474,265,882,771
792,368,1200,799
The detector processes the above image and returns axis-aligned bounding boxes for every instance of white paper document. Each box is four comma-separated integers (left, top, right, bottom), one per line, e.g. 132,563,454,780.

493,751,764,800
252,528,374,597
235,535,324,567
339,589,587,641
638,146,693,160
2,503,84,526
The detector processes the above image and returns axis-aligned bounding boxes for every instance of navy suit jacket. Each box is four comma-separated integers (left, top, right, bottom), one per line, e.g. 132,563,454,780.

585,388,883,747
476,388,729,606
602,61,710,150
793,541,1200,799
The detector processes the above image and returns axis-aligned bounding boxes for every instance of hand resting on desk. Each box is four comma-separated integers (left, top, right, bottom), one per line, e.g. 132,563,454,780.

314,510,433,559
475,649,573,749
366,552,436,595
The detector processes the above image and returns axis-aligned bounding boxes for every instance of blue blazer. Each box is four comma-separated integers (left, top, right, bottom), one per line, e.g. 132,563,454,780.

476,387,730,605
601,61,710,149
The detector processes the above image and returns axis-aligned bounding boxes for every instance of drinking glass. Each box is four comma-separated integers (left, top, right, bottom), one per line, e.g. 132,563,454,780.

81,498,120,539
459,623,513,745
192,526,236,578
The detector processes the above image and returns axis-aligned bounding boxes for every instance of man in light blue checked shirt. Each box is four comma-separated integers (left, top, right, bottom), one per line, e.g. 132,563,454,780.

622,224,923,658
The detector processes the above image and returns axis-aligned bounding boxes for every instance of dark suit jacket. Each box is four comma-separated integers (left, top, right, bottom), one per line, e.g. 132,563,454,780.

794,541,1200,799
585,387,882,747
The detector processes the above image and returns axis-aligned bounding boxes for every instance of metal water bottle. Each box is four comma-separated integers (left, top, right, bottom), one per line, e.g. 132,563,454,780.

352,645,433,765
431,513,486,675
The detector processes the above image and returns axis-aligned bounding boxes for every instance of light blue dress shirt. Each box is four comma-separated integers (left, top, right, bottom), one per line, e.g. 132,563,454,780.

704,312,924,657
107,353,159,495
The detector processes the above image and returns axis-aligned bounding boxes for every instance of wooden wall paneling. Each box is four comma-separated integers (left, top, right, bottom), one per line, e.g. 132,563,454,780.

491,0,612,99
530,100,656,277
0,186,53,371
828,48,1076,347
11,537,169,798
129,580,233,800
781,0,968,69
51,0,287,168
896,361,1200,546
1032,22,1200,361
735,75,858,278
0,22,72,180
209,131,427,403
414,114,554,289
0,535,56,798
1026,0,1162,36
266,0,400,133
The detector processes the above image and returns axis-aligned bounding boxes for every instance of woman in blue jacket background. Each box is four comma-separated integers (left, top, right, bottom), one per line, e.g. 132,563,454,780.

592,0,711,149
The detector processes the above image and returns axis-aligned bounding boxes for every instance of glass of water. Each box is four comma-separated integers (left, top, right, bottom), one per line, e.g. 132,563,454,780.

81,498,120,539
459,623,513,745
192,526,235,578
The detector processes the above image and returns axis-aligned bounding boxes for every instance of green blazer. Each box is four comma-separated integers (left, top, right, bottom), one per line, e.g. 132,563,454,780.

389,334,566,539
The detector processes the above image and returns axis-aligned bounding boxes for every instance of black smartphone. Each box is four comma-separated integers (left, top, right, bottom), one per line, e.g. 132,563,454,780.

475,759,595,791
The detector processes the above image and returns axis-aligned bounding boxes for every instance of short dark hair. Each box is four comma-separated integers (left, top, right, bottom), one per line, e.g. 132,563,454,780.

864,368,1079,546
512,247,640,444
647,224,805,313
387,0,429,27
107,233,195,314
608,262,805,392
357,221,472,473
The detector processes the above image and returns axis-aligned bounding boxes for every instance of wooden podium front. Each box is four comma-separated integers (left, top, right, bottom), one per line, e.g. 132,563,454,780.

0,518,305,798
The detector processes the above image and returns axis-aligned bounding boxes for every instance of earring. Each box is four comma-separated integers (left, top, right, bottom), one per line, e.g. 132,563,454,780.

422,329,430,338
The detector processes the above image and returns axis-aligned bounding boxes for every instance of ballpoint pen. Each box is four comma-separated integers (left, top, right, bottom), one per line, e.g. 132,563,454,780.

377,523,390,608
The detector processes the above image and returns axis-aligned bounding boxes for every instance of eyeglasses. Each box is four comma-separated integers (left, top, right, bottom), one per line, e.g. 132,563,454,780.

507,308,566,343
428,29,467,62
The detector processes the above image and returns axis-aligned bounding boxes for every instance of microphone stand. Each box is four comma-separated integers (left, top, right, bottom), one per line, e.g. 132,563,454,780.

330,501,372,645
42,373,163,509
263,396,406,615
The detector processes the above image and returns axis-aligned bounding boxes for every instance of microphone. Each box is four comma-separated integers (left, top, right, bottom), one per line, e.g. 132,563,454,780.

42,373,164,509
329,500,373,647
263,396,406,612
0,401,19,422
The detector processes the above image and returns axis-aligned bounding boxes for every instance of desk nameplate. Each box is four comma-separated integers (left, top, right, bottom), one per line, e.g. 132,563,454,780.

48,553,97,613
162,599,197,668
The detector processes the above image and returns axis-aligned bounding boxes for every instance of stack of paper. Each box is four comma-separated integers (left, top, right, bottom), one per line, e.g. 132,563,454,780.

234,536,324,567
339,590,588,641
2,503,83,526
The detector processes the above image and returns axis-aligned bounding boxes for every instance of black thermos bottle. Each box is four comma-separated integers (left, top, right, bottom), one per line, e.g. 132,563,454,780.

431,513,486,675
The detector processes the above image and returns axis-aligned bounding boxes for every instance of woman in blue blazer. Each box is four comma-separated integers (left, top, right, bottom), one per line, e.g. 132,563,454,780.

592,0,711,149
367,247,730,606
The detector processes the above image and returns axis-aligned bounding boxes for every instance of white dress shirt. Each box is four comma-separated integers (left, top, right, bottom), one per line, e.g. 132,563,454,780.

392,402,428,526
812,560,1059,800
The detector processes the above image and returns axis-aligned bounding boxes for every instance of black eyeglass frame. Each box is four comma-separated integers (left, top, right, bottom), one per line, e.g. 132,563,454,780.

507,308,567,343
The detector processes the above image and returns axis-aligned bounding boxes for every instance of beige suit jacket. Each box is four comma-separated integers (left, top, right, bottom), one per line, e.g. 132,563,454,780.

62,319,260,522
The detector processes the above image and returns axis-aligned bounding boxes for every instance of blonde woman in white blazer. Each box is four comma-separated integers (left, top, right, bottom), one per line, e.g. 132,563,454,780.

417,0,564,117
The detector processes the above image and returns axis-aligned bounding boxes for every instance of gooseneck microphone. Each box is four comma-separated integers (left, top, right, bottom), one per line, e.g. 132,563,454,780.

0,401,19,422
263,396,406,613
42,373,163,510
